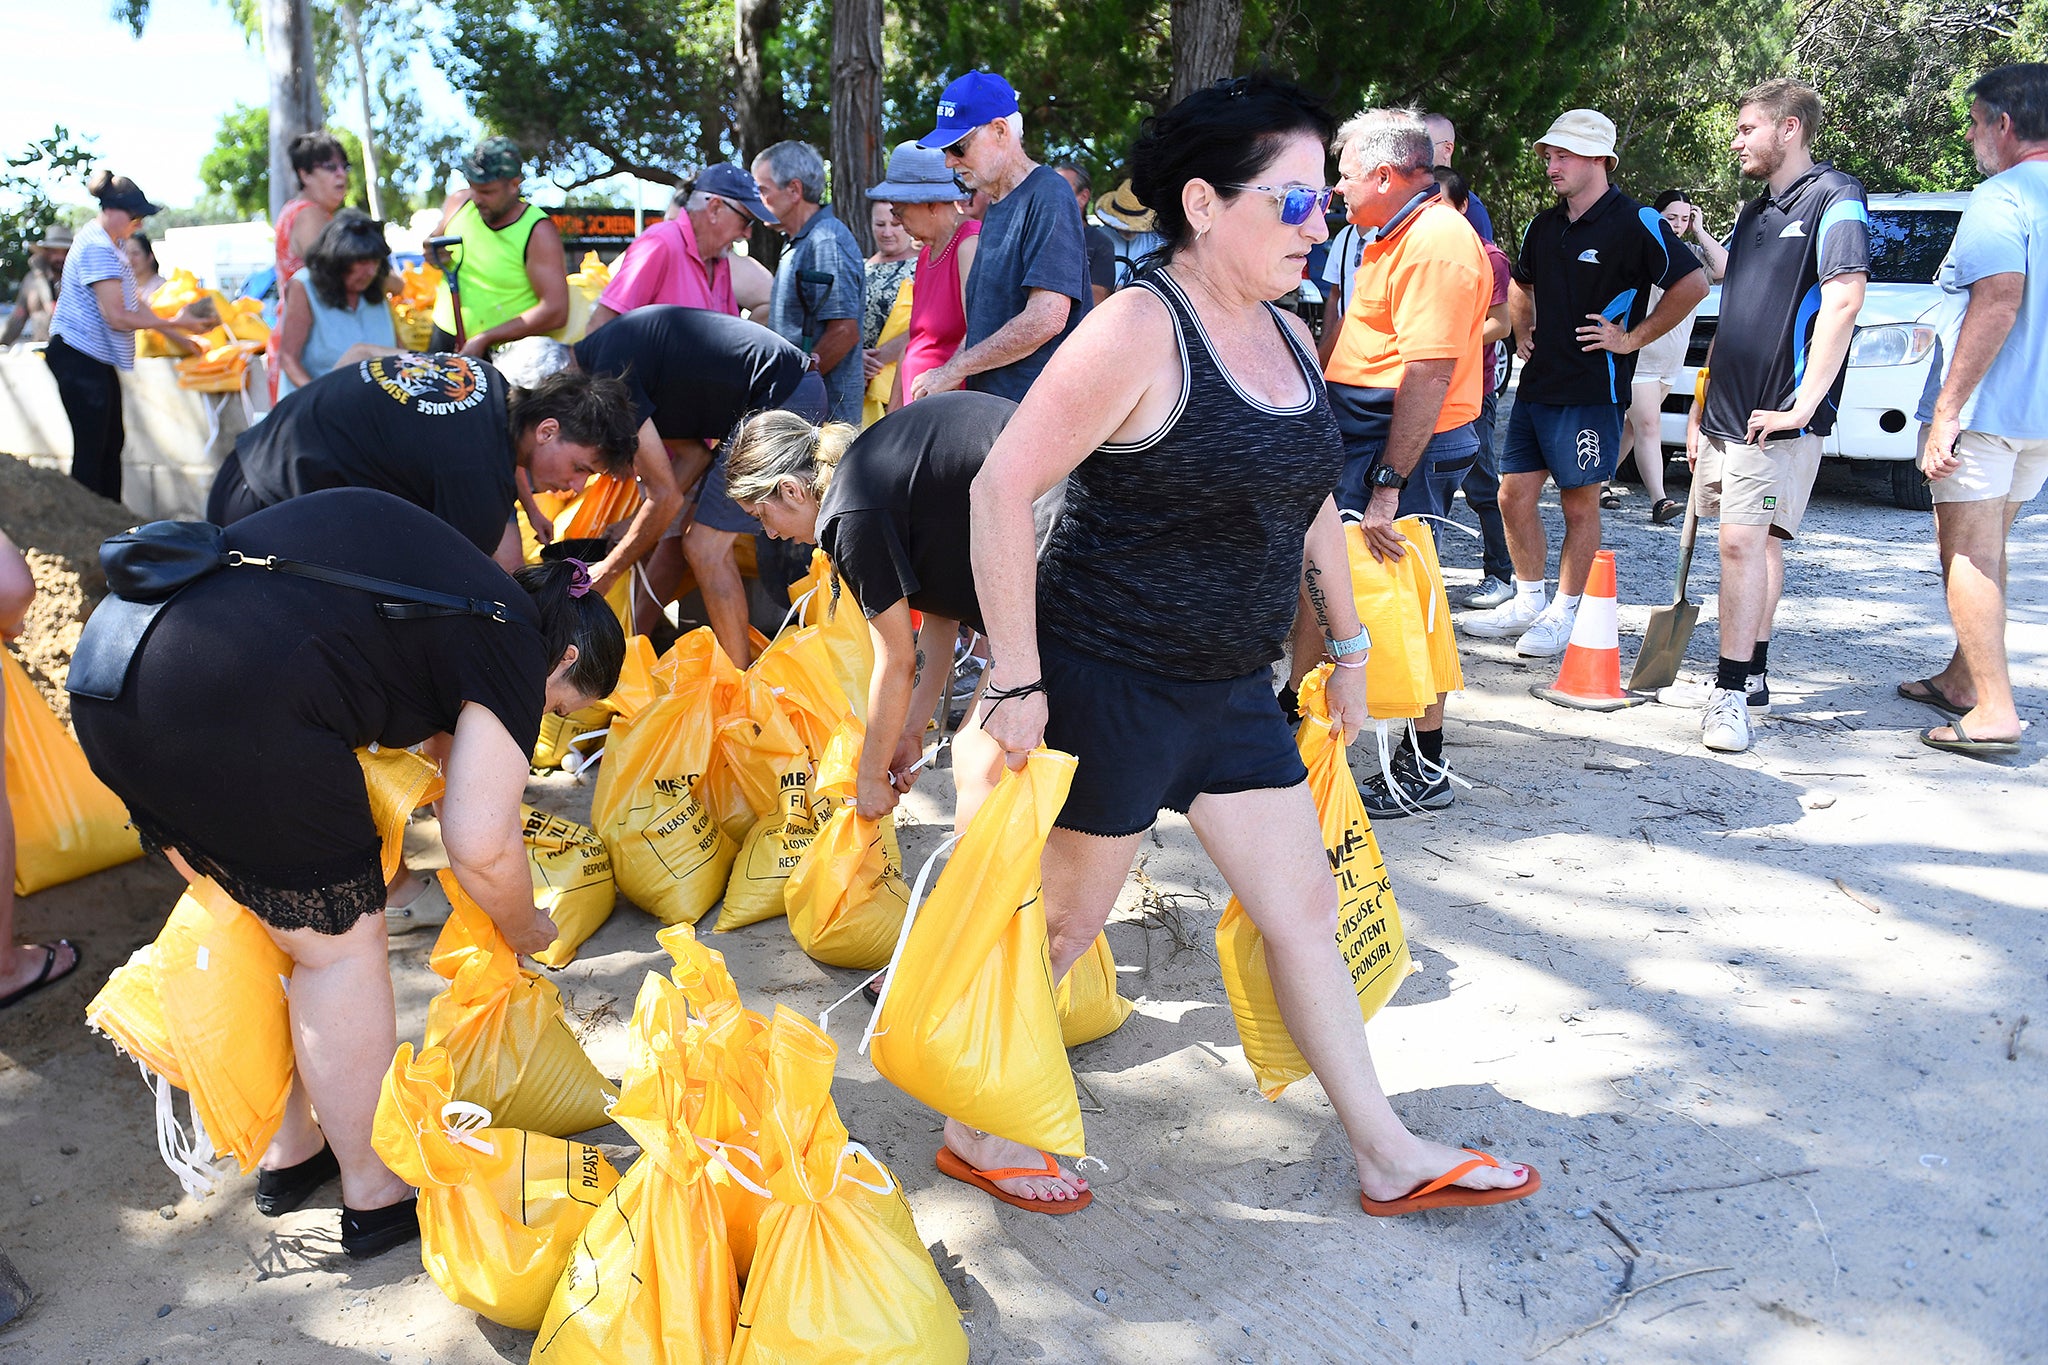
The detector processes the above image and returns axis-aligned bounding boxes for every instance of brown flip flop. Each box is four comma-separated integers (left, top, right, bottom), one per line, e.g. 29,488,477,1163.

1897,678,1968,717
936,1145,1093,1215
1359,1148,1541,1217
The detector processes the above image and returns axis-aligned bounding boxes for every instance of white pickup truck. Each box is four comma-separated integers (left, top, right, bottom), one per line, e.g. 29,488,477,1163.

1658,190,1969,510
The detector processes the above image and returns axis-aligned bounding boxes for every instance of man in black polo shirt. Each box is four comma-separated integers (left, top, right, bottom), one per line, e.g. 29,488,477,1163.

1464,109,1706,658
563,305,826,662
211,355,636,566
1683,78,1869,754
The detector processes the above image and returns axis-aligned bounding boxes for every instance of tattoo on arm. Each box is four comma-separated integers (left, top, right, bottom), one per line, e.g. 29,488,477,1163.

913,647,926,687
1304,562,1332,634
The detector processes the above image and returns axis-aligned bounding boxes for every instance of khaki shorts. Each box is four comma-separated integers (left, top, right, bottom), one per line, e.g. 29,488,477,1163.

1925,425,2048,505
1693,432,1823,540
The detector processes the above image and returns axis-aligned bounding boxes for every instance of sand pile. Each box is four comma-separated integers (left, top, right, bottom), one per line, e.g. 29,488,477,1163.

1,452,139,726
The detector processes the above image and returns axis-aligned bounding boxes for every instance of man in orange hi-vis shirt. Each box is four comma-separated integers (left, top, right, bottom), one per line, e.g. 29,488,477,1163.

1298,105,1491,818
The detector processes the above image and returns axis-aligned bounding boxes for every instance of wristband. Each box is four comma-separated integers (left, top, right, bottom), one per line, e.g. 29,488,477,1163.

1326,626,1371,657
1330,656,1367,669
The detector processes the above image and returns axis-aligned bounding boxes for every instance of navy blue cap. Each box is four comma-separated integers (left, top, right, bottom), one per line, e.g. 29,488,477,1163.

917,72,1021,150
693,163,777,225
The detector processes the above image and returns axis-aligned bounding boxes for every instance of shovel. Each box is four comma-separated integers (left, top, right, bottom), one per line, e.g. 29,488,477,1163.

1627,496,1701,693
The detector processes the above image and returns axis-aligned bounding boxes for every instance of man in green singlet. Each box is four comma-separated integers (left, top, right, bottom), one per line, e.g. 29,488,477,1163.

427,137,570,358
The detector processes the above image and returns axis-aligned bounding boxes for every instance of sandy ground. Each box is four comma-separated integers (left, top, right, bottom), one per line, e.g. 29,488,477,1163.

2,458,2042,1364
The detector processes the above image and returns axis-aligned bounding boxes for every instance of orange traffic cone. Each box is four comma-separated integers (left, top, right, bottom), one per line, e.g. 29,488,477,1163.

1531,550,1646,711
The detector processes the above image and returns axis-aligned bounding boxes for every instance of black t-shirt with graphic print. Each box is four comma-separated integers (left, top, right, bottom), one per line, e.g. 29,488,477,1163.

231,353,516,554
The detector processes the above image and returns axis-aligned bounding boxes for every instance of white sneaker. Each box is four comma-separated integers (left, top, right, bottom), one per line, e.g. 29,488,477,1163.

1461,575,1515,610
1702,688,1753,752
1461,593,1547,638
1657,675,1772,715
1515,604,1578,658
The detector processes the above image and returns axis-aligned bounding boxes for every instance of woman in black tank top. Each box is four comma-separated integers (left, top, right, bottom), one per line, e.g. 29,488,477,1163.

957,78,1539,1218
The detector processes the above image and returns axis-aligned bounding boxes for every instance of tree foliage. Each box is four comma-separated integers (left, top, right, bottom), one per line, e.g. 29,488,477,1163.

1,127,96,290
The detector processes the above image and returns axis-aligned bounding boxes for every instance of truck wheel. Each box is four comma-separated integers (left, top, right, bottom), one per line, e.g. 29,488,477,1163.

1889,460,1934,512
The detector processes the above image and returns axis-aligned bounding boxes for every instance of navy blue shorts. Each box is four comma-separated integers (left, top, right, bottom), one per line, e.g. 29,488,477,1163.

1039,644,1306,837
677,372,830,536
1501,399,1624,489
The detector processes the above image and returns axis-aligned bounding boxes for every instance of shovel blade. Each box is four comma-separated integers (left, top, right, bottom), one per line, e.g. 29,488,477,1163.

1628,599,1700,693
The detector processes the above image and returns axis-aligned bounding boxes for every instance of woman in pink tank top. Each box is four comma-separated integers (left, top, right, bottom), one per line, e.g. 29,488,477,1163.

867,143,979,407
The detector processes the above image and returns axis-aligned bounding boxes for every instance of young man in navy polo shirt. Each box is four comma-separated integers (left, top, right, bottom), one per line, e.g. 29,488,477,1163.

1465,110,1706,657
1684,79,1869,754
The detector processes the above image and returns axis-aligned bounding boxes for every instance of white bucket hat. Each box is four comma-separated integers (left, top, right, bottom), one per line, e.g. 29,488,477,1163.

1534,109,1619,168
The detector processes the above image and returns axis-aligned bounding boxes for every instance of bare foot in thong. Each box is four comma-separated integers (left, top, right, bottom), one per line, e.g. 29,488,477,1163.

942,1118,1089,1205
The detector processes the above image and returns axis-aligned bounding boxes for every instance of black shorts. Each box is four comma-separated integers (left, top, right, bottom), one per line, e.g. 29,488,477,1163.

1040,644,1306,837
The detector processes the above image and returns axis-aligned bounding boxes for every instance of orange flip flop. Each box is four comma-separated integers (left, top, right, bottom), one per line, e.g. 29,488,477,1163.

936,1145,1094,1215
1359,1148,1541,1217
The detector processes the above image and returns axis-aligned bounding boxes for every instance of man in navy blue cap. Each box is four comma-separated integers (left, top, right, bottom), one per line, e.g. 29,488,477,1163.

908,71,1090,403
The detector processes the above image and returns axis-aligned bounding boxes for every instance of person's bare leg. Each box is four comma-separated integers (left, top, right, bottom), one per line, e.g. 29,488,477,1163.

1925,501,2020,707
1628,386,1669,505
1755,533,1786,655
1929,497,2022,741
490,520,525,574
682,524,754,667
1497,471,1549,583
0,748,81,997
1187,784,1530,1198
1555,483,1605,598
1716,521,1773,662
941,825,1142,1203
265,913,411,1210
260,1076,326,1170
638,537,690,637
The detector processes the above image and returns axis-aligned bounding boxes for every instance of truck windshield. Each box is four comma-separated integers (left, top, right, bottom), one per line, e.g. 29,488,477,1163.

1866,210,1962,284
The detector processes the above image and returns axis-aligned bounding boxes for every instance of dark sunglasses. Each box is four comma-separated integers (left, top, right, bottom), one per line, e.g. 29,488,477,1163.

1227,183,1336,226
943,126,983,159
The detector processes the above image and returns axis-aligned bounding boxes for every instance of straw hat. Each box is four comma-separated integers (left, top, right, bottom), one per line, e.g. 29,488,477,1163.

1094,180,1156,234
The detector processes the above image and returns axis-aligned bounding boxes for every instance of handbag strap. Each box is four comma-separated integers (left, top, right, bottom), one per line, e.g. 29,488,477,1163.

225,550,511,623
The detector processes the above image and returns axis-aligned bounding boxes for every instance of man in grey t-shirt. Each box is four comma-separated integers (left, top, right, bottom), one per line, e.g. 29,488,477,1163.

752,140,867,426
909,71,1090,403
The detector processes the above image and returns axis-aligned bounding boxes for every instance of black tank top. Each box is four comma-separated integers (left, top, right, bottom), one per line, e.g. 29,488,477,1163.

1037,270,1344,681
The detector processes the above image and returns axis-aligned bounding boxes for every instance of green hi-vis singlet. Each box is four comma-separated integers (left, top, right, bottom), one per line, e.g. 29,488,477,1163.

430,198,548,339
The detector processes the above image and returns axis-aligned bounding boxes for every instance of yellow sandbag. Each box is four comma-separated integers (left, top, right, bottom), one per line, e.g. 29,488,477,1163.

731,1006,968,1365
84,940,184,1088
532,703,609,771
1393,515,1464,696
789,549,874,719
868,751,1083,1156
1055,932,1134,1048
525,806,617,970
533,972,738,1363
784,721,908,971
590,631,736,926
423,874,618,1136
1216,668,1412,1100
716,758,816,933
5,650,142,895
658,921,742,1011
372,1043,619,1330
355,744,443,883
1343,522,1434,720
749,622,857,766
665,628,756,846
603,634,665,723
714,671,811,835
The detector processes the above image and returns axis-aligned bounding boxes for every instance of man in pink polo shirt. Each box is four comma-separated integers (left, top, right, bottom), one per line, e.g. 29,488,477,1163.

583,164,777,331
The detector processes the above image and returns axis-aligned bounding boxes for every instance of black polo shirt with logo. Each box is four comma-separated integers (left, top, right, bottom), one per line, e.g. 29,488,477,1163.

1700,163,1870,442
1512,187,1701,406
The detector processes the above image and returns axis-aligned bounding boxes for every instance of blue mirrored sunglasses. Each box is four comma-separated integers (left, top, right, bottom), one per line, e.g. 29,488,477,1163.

1228,183,1336,226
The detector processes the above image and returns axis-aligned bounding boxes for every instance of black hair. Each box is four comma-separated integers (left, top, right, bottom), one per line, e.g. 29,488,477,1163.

508,371,638,476
1432,165,1470,211
1128,74,1336,257
1653,189,1691,212
304,208,390,309
126,231,157,270
289,131,350,181
85,169,149,213
1970,63,2048,143
1054,162,1092,195
514,560,626,700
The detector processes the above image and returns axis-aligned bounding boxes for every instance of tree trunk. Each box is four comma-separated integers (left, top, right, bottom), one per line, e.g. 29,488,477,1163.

829,0,884,257
1169,0,1244,106
340,0,382,219
733,0,785,265
264,0,321,222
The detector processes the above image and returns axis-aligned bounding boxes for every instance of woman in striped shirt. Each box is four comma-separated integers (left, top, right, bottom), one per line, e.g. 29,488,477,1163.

45,171,210,503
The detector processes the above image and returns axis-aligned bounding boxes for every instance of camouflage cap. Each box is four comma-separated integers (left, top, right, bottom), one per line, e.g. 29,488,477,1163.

460,136,524,184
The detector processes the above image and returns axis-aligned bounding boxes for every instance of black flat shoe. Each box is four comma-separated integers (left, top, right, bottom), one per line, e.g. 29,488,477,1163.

340,1196,421,1260
253,1144,340,1217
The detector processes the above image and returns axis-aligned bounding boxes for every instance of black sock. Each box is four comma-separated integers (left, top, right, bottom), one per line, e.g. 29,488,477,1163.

1749,639,1770,676
1415,727,1445,766
1716,656,1750,692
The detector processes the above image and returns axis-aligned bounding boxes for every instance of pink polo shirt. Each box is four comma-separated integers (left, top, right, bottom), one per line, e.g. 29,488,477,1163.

596,215,737,316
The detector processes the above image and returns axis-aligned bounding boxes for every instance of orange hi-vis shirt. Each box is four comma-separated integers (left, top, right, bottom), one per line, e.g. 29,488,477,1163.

1324,193,1492,431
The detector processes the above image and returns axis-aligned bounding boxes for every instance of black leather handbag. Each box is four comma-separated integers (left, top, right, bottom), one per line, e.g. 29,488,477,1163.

68,519,512,703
